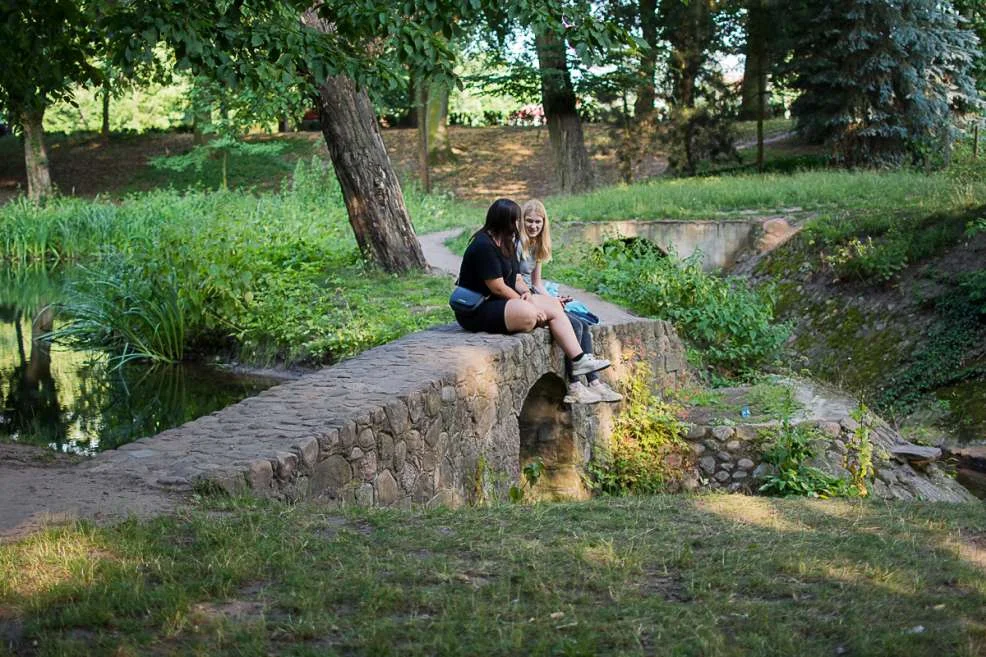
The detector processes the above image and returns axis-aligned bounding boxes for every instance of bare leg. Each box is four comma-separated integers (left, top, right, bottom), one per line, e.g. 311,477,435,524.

504,298,539,333
526,295,582,358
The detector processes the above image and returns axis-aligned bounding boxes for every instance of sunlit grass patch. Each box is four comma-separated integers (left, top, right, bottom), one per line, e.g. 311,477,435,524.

3,495,985,656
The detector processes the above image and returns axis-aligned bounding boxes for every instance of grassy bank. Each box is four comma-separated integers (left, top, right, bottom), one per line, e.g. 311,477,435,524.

1,494,984,656
0,160,476,366
545,162,986,222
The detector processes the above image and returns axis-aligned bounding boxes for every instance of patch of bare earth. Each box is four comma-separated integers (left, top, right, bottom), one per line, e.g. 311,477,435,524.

0,132,198,203
0,125,667,205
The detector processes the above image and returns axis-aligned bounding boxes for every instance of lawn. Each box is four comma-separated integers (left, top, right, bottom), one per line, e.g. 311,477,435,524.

1,494,984,656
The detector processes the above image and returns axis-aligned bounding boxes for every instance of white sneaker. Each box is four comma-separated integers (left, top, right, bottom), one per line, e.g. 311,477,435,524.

564,381,602,405
571,353,610,377
589,381,623,403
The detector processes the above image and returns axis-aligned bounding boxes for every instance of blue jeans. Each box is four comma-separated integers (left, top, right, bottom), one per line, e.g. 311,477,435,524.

565,312,598,383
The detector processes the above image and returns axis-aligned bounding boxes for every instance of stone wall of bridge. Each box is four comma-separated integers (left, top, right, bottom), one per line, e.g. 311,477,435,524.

91,318,689,507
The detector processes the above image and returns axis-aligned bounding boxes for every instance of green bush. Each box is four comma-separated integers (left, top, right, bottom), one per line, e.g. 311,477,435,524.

586,362,689,496
555,240,788,374
805,205,982,283
757,421,856,499
4,159,455,367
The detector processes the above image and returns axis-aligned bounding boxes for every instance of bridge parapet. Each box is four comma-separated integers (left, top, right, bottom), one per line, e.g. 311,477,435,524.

92,318,688,507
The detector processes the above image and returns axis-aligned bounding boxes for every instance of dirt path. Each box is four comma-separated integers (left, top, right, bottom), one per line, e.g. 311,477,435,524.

0,444,184,543
418,229,637,325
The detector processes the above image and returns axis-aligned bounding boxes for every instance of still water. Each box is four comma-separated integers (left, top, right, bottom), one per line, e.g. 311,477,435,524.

0,267,281,455
935,379,986,445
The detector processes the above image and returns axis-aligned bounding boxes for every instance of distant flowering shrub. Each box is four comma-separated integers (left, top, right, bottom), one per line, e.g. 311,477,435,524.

510,104,545,126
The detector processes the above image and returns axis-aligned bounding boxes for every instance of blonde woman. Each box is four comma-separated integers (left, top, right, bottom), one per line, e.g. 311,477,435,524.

518,200,622,404
454,199,610,381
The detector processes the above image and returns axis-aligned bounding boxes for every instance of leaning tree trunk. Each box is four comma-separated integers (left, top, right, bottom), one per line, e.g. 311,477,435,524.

317,73,427,273
634,0,659,122
21,107,52,203
534,29,595,194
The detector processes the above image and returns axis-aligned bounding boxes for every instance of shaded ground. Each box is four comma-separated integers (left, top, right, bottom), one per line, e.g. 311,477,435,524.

0,125,668,205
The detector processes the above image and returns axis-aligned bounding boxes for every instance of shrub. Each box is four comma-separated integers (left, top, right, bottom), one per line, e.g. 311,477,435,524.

757,421,856,498
557,239,788,374
586,362,690,496
9,159,455,367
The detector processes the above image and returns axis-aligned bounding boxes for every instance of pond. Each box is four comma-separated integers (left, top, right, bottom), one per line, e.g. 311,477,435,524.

0,267,283,455
935,378,986,445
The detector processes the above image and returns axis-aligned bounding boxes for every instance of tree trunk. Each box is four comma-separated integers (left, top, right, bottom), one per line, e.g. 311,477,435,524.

417,82,431,193
740,3,771,121
21,107,52,203
317,73,426,273
193,110,211,145
278,116,291,132
534,29,595,194
634,0,659,121
401,70,419,128
662,0,712,109
426,80,451,163
754,1,769,173
101,79,111,143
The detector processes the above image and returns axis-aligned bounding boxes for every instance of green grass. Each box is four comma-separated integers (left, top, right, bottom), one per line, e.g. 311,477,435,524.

542,147,986,223
0,159,471,367
731,118,796,143
2,494,984,656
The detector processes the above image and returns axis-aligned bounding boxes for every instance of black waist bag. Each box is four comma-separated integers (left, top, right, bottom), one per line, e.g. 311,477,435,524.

449,285,486,313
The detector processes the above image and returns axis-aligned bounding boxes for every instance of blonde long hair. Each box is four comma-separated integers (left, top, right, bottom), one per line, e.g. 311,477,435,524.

519,199,552,264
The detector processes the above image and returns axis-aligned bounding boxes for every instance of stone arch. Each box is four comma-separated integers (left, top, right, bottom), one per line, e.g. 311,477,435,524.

518,373,590,501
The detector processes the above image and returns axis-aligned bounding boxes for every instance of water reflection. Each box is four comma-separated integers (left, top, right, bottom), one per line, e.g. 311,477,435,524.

935,379,986,445
0,266,281,455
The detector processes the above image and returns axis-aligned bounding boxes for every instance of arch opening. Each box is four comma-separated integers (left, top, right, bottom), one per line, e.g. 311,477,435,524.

518,373,590,501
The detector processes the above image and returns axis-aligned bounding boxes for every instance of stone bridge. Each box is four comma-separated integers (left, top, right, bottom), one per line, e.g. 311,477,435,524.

93,318,687,507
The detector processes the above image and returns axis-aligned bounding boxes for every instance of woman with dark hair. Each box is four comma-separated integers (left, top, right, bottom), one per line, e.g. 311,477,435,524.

454,198,610,381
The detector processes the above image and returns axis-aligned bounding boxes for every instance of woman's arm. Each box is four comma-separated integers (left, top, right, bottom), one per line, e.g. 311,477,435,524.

487,277,529,300
531,262,550,296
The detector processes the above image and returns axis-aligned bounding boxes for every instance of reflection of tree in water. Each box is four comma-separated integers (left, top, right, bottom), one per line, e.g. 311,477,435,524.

71,361,197,452
0,305,70,447
70,360,275,453
2,265,276,453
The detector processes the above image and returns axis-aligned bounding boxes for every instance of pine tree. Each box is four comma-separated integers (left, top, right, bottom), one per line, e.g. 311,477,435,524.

791,0,981,167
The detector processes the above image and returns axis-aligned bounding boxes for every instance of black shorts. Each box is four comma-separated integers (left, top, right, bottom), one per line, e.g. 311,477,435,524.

455,299,509,334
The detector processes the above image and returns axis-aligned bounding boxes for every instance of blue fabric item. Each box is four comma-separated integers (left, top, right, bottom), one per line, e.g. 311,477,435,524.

565,300,599,325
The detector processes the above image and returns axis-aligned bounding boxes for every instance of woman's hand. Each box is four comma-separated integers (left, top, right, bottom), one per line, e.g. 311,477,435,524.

520,290,533,301
558,294,574,304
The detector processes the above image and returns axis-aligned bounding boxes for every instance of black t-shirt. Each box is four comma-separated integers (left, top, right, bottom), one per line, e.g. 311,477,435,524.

458,231,519,297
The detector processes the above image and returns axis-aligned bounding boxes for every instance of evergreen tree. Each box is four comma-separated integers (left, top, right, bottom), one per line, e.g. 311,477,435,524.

790,0,981,167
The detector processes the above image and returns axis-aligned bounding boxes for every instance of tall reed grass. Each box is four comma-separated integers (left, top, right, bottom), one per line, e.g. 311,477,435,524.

2,158,457,366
